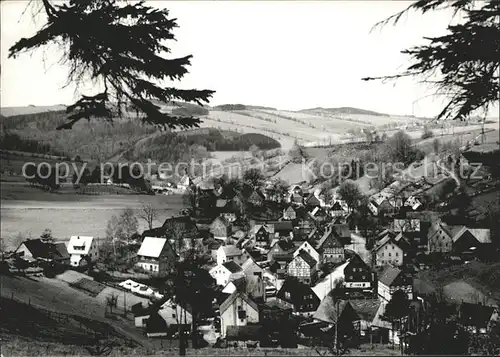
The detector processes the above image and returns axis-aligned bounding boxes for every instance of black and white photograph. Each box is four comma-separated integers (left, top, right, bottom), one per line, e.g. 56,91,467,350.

0,0,499,356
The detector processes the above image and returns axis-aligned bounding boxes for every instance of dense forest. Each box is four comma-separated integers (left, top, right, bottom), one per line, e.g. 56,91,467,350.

213,104,277,111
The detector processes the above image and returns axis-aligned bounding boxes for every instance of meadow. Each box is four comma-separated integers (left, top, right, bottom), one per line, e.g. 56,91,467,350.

0,182,186,250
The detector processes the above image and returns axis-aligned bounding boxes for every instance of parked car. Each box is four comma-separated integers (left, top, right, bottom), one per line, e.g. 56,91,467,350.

118,279,136,290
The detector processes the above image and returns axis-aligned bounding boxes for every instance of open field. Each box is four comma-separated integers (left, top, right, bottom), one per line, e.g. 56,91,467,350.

1,105,67,117
0,182,186,249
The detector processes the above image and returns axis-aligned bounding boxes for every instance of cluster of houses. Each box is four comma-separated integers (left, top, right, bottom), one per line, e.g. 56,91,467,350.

8,171,495,348
130,176,495,346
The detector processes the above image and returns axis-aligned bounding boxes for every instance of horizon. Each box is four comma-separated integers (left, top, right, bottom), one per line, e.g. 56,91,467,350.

1,1,498,118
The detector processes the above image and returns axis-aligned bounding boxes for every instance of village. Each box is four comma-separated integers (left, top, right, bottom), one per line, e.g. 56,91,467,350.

2,144,498,355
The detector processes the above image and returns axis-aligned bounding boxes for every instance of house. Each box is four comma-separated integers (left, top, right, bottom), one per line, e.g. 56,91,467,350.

289,192,304,205
136,237,177,276
312,254,373,300
210,216,232,241
276,277,321,316
287,250,317,285
268,221,294,239
377,266,413,302
216,245,248,266
371,302,402,345
452,227,491,255
144,216,200,254
67,236,99,267
210,261,243,286
368,193,396,216
247,190,265,207
305,193,322,207
350,299,382,337
135,298,192,330
317,229,345,264
427,221,454,254
250,225,274,248
293,241,320,267
283,206,297,220
312,297,359,340
217,198,240,222
219,292,260,338
239,257,265,302
458,302,498,334
331,200,349,217
15,239,69,264
373,232,408,267
267,240,297,262
330,224,351,245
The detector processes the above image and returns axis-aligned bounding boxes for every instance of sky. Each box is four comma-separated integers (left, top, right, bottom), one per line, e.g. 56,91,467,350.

1,0,497,118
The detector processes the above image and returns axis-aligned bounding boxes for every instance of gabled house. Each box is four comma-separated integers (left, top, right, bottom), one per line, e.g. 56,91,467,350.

317,229,345,264
135,298,192,331
287,250,318,284
217,198,240,222
250,224,274,247
305,193,322,208
247,190,265,207
404,196,422,211
216,245,248,266
276,277,320,316
267,240,297,262
210,261,243,286
219,292,260,338
289,192,304,206
312,254,373,300
283,206,297,220
427,221,453,254
350,299,382,337
377,266,413,302
67,236,99,267
330,200,349,217
373,232,409,267
458,302,498,334
293,241,320,267
136,237,177,276
330,224,351,245
144,216,201,254
452,227,491,255
312,297,359,339
267,221,294,239
15,239,70,265
210,216,232,241
269,255,294,279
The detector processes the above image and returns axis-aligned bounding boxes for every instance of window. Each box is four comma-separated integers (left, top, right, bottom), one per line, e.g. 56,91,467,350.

388,253,392,257
285,292,291,299
385,246,388,250
396,253,399,257
172,313,176,318
238,310,247,319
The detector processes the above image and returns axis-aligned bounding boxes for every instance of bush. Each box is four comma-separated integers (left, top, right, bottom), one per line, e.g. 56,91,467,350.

421,126,434,140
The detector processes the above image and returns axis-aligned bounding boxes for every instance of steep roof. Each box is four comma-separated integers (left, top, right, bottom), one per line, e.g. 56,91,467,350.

67,236,94,255
295,250,317,268
467,228,491,244
222,261,243,274
18,239,68,260
267,221,293,232
313,297,357,324
54,243,70,259
378,266,404,287
219,291,259,315
312,260,350,300
459,302,495,328
212,216,230,227
317,229,343,250
277,277,316,304
273,239,297,254
137,237,168,258
222,245,242,257
349,299,381,322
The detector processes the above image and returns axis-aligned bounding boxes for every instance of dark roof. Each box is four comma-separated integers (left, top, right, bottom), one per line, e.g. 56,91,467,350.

277,277,317,304
223,261,243,274
296,250,317,268
268,221,294,232
274,240,297,253
264,299,293,311
331,224,351,239
378,266,403,287
459,302,495,328
272,254,294,263
305,193,321,206
212,216,230,227
226,325,263,341
18,239,68,261
317,229,343,250
162,216,199,237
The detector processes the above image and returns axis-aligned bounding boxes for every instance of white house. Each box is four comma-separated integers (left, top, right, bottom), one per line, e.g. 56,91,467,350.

209,261,243,286
136,237,176,276
216,245,249,266
373,233,407,267
219,292,259,338
377,266,413,302
67,236,99,267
